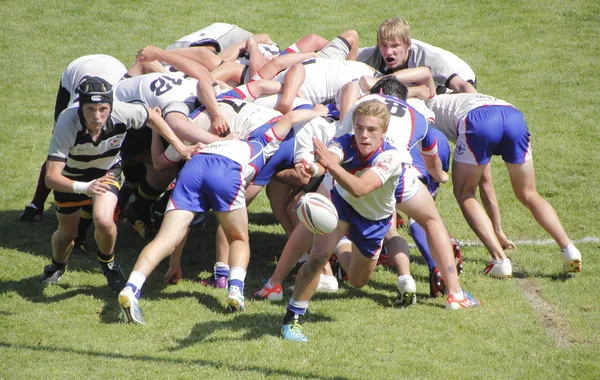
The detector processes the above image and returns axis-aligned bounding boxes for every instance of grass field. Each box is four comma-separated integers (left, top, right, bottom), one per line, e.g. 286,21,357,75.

1,0,599,378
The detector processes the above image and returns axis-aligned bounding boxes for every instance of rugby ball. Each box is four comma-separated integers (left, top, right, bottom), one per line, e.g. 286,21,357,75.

296,193,339,235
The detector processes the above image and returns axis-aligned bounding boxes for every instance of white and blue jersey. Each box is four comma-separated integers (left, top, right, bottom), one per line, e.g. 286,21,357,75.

252,117,337,186
327,134,403,258
189,95,282,139
329,134,403,221
337,94,438,165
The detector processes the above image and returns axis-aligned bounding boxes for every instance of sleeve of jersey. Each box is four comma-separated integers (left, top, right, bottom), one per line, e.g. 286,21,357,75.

327,139,345,162
47,118,76,162
262,127,286,157
419,129,439,156
120,102,149,129
293,128,314,164
417,48,456,86
369,151,403,184
163,144,183,163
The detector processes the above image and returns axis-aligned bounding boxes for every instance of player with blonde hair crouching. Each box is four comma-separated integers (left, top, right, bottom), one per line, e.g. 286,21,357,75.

280,100,479,343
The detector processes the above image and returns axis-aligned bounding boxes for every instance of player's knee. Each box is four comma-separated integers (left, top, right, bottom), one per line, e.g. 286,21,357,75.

348,275,369,288
93,214,115,233
340,29,358,47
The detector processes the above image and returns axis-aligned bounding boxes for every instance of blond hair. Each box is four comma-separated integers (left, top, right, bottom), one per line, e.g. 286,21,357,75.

377,18,411,47
352,100,390,133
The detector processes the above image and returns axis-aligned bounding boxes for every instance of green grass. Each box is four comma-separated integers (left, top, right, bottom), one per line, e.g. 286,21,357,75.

1,0,600,378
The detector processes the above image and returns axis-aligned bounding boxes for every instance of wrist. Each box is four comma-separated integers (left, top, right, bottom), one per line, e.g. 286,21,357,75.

308,162,319,178
72,181,91,194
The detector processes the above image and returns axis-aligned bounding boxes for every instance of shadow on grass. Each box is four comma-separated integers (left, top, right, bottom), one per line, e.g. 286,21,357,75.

0,341,349,380
173,310,334,349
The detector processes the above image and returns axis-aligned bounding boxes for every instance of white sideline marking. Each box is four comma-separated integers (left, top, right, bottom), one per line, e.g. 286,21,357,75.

435,236,600,248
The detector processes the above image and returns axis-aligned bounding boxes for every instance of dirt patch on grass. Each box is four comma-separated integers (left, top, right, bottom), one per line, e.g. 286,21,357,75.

514,272,575,349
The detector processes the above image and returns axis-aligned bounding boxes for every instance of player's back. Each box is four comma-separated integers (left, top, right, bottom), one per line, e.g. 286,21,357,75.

274,58,375,105
114,72,197,109
190,97,282,139
62,54,127,105
426,93,512,141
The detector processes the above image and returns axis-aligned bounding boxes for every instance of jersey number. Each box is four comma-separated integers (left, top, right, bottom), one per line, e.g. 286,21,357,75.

220,98,246,113
383,98,407,117
150,76,183,96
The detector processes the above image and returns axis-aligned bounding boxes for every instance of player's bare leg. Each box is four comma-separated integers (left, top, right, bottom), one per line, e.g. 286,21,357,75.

507,160,572,248
397,184,463,294
452,160,507,261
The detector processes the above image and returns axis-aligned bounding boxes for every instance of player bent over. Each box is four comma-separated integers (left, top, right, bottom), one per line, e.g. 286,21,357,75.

427,93,582,276
39,77,195,292
118,106,328,324
280,100,480,342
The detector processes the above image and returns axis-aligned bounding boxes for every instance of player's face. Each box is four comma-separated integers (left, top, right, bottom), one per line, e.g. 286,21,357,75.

353,115,385,157
82,103,111,130
378,37,410,70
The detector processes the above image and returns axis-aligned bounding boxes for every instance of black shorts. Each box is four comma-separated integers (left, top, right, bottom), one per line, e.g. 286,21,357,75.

54,179,120,215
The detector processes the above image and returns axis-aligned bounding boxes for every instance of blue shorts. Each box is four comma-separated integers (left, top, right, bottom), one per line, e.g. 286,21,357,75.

252,132,295,186
331,188,392,259
167,154,245,215
411,127,451,197
455,105,532,165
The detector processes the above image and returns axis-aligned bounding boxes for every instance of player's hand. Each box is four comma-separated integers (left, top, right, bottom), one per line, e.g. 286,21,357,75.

497,232,517,251
295,159,313,179
438,171,449,184
88,175,114,196
176,143,204,161
209,113,230,137
358,76,377,92
312,104,329,117
137,46,164,62
313,137,338,170
164,265,182,284
153,106,162,117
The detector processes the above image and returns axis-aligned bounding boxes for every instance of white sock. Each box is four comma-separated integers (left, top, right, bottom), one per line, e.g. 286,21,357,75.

127,271,146,289
230,267,247,282
561,244,577,254
450,291,465,301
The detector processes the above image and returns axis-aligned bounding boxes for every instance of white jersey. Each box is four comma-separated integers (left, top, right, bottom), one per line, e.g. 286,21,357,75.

61,54,127,106
337,94,435,165
114,72,198,113
357,39,476,92
273,58,376,105
292,117,338,164
166,23,253,51
329,135,403,220
190,97,282,139
254,94,313,111
426,93,513,141
406,98,435,122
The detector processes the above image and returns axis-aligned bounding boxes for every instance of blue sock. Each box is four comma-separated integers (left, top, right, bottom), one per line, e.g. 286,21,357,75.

410,222,437,272
286,298,308,316
229,279,244,292
125,283,141,299
215,265,230,279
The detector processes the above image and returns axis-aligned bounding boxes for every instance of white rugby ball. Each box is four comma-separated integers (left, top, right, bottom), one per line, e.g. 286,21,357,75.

296,192,339,235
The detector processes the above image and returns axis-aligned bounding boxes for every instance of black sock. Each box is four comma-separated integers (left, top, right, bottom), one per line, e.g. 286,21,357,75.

283,310,302,325
52,259,67,269
97,252,115,263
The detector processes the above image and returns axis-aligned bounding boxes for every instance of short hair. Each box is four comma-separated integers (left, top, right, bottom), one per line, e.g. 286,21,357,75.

370,76,408,100
377,18,411,47
352,100,390,133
